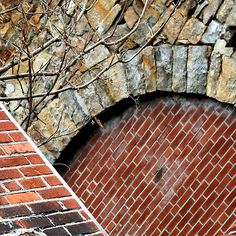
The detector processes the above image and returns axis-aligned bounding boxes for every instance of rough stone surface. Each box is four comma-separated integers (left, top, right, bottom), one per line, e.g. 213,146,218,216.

124,6,139,29
97,4,121,35
124,50,145,96
59,90,90,125
216,0,235,23
155,45,172,91
214,39,234,57
225,5,236,27
104,62,129,102
162,0,195,44
178,18,206,44
86,0,116,30
141,46,157,93
187,46,212,94
77,83,104,117
207,52,222,98
81,45,111,72
201,20,223,44
28,99,79,162
216,56,236,104
172,46,187,93
202,0,223,24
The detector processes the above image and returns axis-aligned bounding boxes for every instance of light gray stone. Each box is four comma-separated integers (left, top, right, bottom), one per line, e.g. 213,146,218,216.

59,90,90,125
216,0,235,23
202,0,223,24
187,46,212,94
155,45,172,91
225,5,236,27
172,46,187,93
82,45,111,72
201,20,223,44
207,52,222,98
104,62,129,102
74,15,92,36
214,39,234,57
130,22,151,45
77,83,104,117
124,50,145,96
93,79,116,108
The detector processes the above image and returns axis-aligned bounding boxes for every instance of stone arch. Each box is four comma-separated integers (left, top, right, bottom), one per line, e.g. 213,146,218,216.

0,0,235,162
28,44,236,162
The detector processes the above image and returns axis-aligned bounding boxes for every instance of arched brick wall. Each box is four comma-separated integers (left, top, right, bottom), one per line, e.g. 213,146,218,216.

64,95,235,236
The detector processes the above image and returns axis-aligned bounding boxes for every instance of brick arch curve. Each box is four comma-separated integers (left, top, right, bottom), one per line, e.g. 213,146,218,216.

63,94,235,236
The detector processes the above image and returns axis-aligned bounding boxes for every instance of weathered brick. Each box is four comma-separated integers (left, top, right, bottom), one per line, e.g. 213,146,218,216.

0,205,31,218
28,201,63,214
19,177,46,189
38,187,70,199
1,143,34,154
66,221,98,235
4,181,21,191
0,169,22,180
6,191,40,204
0,133,12,143
64,96,235,235
44,176,62,186
15,216,53,229
49,211,83,225
0,121,17,131
0,156,29,168
43,227,69,236
0,222,12,234
20,165,53,177
0,111,9,120
8,132,26,142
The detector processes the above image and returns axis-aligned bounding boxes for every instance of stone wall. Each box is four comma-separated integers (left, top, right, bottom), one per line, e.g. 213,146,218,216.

0,0,235,162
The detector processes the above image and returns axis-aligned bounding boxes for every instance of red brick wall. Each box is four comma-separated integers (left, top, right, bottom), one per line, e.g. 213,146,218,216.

0,104,104,235
64,96,236,236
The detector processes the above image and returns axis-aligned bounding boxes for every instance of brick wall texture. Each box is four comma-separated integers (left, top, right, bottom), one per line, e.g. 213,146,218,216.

0,104,103,236
65,96,236,236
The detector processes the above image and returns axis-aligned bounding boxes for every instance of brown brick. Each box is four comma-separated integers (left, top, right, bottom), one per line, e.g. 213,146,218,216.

8,132,26,142
19,177,46,189
49,211,83,225
38,187,70,199
16,216,53,229
43,227,69,236
26,154,45,164
1,143,34,154
0,156,29,168
29,201,63,214
0,133,12,143
44,175,62,186
6,191,40,204
20,165,53,176
0,205,31,218
66,221,99,235
4,181,21,191
0,121,17,131
0,111,9,120
0,169,22,180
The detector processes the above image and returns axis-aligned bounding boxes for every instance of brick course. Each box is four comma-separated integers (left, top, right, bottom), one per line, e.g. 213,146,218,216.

65,96,235,236
0,103,105,235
